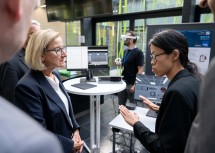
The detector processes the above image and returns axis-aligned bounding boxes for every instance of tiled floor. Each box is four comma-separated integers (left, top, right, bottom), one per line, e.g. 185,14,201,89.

76,95,149,153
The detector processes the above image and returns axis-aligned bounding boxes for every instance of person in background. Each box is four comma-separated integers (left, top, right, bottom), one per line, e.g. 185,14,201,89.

119,29,201,153
15,29,84,153
0,19,40,103
117,31,144,107
184,0,215,152
0,0,63,153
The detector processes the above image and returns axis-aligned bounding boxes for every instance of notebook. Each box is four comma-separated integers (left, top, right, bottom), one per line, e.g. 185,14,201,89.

71,83,97,90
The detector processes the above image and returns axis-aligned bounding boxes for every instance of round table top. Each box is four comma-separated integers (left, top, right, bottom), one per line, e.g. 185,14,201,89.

63,77,126,96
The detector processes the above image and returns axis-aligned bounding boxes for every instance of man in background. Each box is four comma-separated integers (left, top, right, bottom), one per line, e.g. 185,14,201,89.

184,0,215,152
0,20,41,103
0,0,62,153
117,31,144,108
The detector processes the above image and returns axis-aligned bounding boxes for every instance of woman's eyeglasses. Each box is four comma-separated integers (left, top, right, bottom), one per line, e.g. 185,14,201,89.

46,46,66,56
150,52,167,62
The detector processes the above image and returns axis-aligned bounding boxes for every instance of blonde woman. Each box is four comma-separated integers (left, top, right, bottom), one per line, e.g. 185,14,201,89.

15,29,84,153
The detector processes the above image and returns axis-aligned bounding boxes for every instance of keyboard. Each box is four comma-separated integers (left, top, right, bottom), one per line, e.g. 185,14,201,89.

71,83,97,90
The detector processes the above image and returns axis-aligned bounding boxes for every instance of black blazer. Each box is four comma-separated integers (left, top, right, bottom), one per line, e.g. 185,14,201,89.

133,69,200,153
15,69,79,153
0,48,28,103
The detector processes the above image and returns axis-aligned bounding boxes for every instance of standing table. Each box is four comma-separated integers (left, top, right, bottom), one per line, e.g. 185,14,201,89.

63,77,126,152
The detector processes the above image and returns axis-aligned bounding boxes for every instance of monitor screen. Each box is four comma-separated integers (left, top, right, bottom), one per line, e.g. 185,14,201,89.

145,23,215,75
74,0,113,19
46,0,73,22
66,46,109,71
66,46,88,71
134,74,169,103
88,46,109,70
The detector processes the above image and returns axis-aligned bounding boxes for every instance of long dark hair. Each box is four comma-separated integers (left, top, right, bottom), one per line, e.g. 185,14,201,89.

148,29,201,79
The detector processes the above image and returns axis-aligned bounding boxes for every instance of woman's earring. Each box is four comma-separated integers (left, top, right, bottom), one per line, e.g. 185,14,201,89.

40,57,46,69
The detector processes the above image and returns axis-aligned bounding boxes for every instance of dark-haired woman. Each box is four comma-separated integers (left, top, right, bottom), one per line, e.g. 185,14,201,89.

119,29,201,153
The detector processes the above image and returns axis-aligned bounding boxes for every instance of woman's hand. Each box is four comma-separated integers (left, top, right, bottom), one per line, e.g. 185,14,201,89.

73,130,81,142
119,105,139,126
72,130,84,152
139,95,159,111
130,85,135,93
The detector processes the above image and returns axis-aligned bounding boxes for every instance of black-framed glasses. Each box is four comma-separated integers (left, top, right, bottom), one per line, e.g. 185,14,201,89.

150,52,167,62
46,46,66,56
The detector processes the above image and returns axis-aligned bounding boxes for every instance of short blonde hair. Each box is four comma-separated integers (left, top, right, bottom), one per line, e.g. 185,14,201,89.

25,29,60,70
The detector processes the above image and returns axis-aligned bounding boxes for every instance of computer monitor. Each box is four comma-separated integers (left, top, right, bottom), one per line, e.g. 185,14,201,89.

87,46,109,81
145,23,215,75
73,0,113,19
134,74,169,118
66,46,88,71
66,46,109,82
46,0,73,22
134,74,169,103
88,46,109,70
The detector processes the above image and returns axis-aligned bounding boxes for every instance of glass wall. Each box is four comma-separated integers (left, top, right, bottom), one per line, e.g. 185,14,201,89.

96,21,129,75
95,16,182,74
135,16,182,53
66,21,81,46
112,0,183,14
200,13,214,23
196,0,213,23
63,0,213,76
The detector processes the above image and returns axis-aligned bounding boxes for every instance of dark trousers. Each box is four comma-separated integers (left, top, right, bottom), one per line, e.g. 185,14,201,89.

118,84,134,106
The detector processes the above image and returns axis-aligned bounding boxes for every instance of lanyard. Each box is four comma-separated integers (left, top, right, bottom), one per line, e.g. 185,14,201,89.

123,48,134,64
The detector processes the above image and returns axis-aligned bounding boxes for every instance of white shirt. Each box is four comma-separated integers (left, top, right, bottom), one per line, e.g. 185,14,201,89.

45,75,70,115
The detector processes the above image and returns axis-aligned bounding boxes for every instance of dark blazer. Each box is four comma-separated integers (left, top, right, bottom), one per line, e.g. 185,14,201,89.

133,69,200,153
0,48,28,103
15,69,80,153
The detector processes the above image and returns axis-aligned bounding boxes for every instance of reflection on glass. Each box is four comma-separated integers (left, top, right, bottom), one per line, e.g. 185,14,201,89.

66,21,81,46
96,21,129,74
74,0,112,18
200,13,214,23
135,16,182,54
113,0,183,15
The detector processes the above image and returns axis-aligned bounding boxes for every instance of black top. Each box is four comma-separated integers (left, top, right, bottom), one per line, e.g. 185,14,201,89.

122,48,144,84
133,69,200,153
0,48,28,103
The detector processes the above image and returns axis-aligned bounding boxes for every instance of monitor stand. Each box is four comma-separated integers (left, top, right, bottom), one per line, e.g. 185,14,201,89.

80,70,96,83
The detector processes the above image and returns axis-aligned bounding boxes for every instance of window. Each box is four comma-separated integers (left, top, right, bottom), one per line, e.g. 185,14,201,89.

96,21,129,74
66,21,81,45
200,13,214,23
113,0,183,14
135,16,182,54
